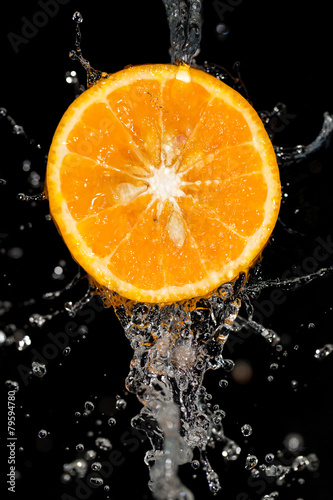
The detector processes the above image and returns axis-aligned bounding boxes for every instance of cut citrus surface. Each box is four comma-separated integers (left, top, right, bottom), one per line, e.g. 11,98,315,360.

46,63,281,303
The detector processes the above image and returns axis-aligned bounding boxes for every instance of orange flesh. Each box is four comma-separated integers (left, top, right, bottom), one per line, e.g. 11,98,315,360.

46,64,281,303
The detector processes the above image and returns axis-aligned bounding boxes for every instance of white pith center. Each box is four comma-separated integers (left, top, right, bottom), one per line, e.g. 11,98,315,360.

147,163,187,248
148,163,185,202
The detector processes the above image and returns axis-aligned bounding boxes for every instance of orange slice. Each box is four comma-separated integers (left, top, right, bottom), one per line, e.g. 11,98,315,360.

46,63,281,303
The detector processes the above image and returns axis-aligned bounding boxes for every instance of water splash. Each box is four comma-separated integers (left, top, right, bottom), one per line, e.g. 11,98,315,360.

1,2,333,500
91,278,246,496
69,12,109,88
162,0,202,64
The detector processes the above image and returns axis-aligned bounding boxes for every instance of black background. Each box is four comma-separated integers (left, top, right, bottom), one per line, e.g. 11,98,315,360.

1,1,333,500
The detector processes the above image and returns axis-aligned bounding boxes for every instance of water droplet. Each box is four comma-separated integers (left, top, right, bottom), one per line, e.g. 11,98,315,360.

76,443,84,451
91,462,102,471
261,493,279,500
0,330,6,344
292,456,308,472
308,322,315,329
306,453,320,471
78,325,89,336
216,23,230,39
0,107,8,117
241,424,252,437
61,473,72,484
7,247,24,259
63,347,71,356
245,454,258,470
95,437,112,451
32,361,47,378
64,458,88,477
108,417,116,426
115,397,127,410
222,359,235,372
12,124,25,135
314,343,333,360
5,380,19,391
85,449,97,460
267,375,274,382
222,440,241,461
52,266,64,279
29,313,46,327
265,453,275,463
206,470,220,494
72,11,83,23
291,380,298,389
22,159,31,172
17,335,31,351
283,433,304,452
218,379,228,388
89,476,103,486
191,460,200,469
270,363,279,370
84,401,95,412
38,429,48,439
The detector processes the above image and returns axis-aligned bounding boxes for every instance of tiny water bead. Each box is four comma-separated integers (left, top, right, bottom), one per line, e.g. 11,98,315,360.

5,380,19,391
245,454,258,470
261,493,279,500
265,453,275,463
31,361,47,378
90,476,104,487
76,443,84,452
191,460,200,469
91,462,102,471
7,247,24,259
241,424,252,437
115,397,127,411
222,359,235,372
38,429,48,439
218,379,228,388
63,458,88,478
314,343,333,360
95,437,112,451
283,433,304,453
222,440,241,461
84,401,95,412
291,380,298,390
108,417,116,426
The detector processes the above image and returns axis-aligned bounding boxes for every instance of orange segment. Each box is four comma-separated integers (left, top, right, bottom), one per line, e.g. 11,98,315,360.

107,79,163,165
46,63,281,303
160,77,211,166
76,194,152,259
